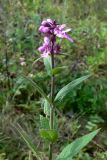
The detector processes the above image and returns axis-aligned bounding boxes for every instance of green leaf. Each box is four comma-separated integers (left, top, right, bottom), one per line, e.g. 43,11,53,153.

14,90,21,96
55,75,91,103
52,66,67,75
43,98,50,116
39,114,58,130
40,115,50,130
32,57,42,66
43,56,52,76
22,75,52,105
14,124,41,160
40,129,58,143
42,98,58,130
56,129,100,160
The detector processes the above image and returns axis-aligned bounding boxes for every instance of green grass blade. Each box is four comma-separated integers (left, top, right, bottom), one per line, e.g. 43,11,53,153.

14,124,41,160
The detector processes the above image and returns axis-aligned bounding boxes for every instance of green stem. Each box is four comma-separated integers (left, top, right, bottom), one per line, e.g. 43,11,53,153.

50,53,55,129
49,49,55,160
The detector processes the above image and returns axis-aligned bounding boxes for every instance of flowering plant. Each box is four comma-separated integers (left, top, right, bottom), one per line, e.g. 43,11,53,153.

16,18,100,160
38,19,74,160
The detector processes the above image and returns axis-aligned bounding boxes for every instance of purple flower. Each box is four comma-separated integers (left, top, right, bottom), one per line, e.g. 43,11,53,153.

54,24,74,42
39,18,56,34
38,37,61,57
38,37,51,57
41,19,54,26
38,18,73,57
39,26,50,33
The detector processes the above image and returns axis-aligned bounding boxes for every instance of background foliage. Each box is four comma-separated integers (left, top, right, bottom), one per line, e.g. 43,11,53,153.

0,0,107,159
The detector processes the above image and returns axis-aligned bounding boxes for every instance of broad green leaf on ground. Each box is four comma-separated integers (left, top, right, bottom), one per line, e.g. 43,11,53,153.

14,124,41,160
55,75,91,103
56,129,100,160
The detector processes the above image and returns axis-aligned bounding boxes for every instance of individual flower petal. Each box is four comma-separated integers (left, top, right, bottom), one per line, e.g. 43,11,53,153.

54,26,73,42
47,18,53,23
38,37,51,53
41,52,49,57
44,37,50,44
58,24,66,30
41,20,52,27
38,45,45,52
63,33,74,42
38,36,51,57
64,28,71,32
41,20,48,25
39,26,50,33
39,19,57,34
54,29,64,38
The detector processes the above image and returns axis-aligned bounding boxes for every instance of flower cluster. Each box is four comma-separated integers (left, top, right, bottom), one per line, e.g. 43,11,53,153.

38,19,73,57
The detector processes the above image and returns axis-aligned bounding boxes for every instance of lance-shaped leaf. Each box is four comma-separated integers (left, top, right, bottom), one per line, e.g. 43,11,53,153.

14,124,41,160
43,56,52,76
22,75,52,105
32,57,42,66
52,66,67,75
55,75,90,103
56,129,100,160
